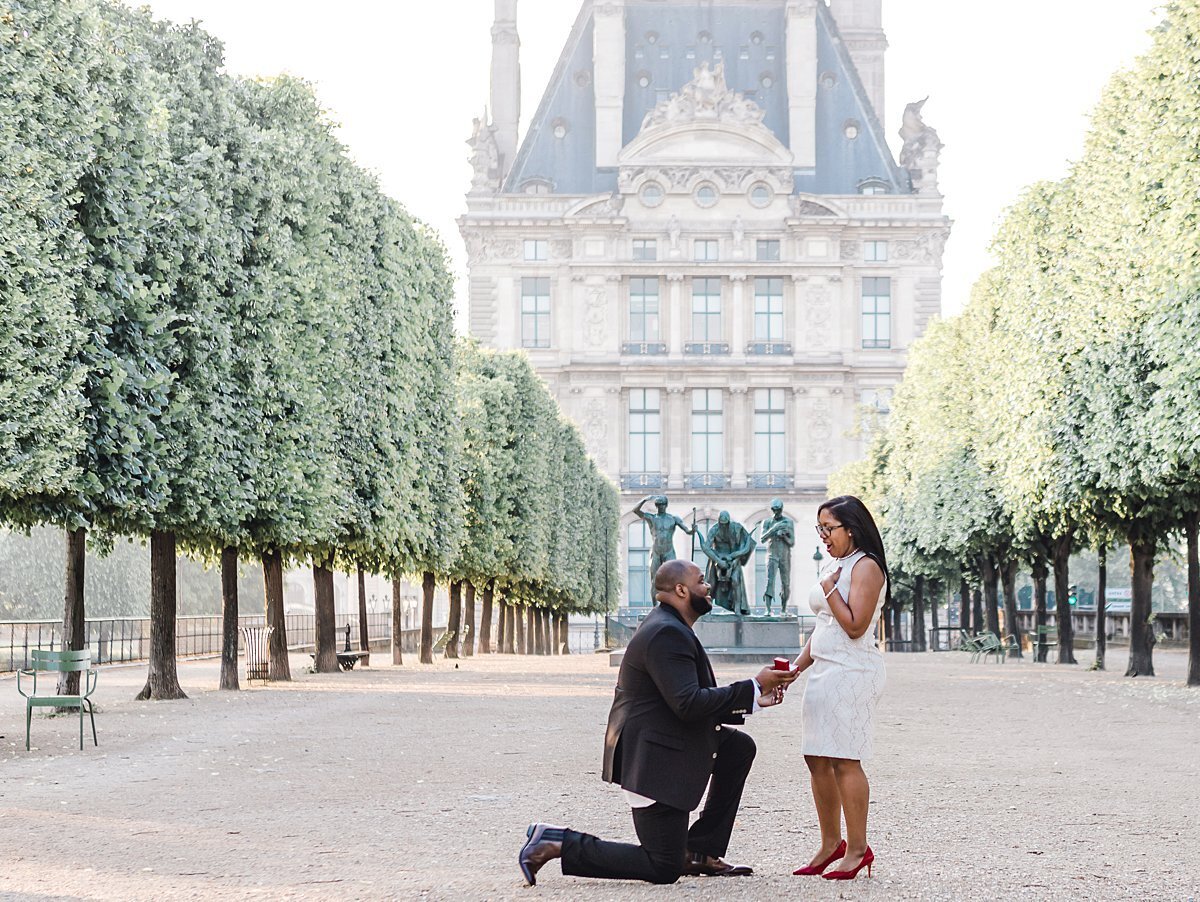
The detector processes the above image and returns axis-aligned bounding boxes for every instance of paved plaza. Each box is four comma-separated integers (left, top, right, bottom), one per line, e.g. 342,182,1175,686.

1,646,1198,900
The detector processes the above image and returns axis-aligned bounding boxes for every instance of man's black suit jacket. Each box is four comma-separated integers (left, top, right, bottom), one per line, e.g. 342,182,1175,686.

601,603,756,812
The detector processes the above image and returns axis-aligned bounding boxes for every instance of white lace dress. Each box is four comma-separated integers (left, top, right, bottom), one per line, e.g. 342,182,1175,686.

800,550,887,760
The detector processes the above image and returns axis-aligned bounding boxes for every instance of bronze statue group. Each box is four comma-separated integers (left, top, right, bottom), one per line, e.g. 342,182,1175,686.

519,494,890,886
632,495,795,616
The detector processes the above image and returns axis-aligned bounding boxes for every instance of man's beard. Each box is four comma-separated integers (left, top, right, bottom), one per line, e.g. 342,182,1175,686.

689,586,713,616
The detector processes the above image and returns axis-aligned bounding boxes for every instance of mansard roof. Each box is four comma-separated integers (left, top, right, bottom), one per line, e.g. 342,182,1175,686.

504,1,910,196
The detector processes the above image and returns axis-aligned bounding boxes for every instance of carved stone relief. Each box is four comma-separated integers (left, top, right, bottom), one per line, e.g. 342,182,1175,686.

803,283,833,346
839,240,859,261
585,286,608,347
808,398,834,470
583,398,610,469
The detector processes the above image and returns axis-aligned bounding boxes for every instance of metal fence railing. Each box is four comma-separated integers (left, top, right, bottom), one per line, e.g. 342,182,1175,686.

2,615,607,674
0,613,394,674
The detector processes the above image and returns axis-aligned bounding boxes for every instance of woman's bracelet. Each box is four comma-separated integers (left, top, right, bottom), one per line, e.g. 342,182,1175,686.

823,584,837,599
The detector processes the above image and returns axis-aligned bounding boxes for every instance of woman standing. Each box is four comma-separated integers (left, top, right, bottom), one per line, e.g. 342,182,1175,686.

790,495,888,880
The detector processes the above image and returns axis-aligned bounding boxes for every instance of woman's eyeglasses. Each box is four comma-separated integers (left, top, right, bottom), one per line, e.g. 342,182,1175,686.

815,524,846,538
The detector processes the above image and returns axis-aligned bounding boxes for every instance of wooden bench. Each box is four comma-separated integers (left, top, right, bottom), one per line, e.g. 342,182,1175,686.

17,649,98,751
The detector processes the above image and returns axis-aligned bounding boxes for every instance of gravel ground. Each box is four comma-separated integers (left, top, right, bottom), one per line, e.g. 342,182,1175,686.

1,645,1198,901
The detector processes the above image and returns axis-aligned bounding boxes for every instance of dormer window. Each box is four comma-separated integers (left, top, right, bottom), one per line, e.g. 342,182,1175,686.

858,178,889,196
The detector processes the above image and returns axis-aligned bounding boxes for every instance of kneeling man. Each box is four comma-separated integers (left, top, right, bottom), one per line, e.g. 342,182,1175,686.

519,559,799,885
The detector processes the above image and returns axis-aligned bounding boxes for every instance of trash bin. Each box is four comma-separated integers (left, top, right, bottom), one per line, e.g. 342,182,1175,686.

241,626,274,682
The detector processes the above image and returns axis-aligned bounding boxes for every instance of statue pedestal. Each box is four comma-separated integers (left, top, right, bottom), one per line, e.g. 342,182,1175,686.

609,611,812,666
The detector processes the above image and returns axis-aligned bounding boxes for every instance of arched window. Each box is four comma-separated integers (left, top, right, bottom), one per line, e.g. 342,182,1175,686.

627,521,653,608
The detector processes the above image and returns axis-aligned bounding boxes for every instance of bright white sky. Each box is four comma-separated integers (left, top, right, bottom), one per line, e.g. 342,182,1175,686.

132,0,1161,320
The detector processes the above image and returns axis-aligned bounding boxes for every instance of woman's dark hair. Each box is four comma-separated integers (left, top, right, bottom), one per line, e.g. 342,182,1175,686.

819,495,891,605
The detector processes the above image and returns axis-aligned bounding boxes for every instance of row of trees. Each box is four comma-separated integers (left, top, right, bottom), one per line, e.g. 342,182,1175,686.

0,0,617,697
833,0,1200,686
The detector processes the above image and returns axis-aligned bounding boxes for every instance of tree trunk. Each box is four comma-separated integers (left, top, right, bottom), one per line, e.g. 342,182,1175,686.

58,527,87,697
391,574,404,665
496,597,507,652
980,554,1001,637
480,580,495,654
1052,534,1077,664
262,549,291,681
219,546,239,690
532,607,543,655
559,613,570,654
312,562,338,673
999,557,1021,658
930,580,941,648
463,582,476,657
1094,546,1107,671
1126,533,1156,677
1187,513,1199,687
504,599,516,654
959,578,971,634
136,530,187,700
515,603,526,654
544,610,553,655
972,587,984,635
1033,559,1049,662
357,569,369,653
912,575,927,652
446,580,462,659
420,571,435,664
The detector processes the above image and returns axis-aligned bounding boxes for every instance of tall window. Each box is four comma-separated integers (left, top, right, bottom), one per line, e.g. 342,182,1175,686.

754,519,771,609
633,239,657,261
523,239,548,261
861,277,891,349
756,239,781,262
691,389,724,473
865,240,888,262
521,277,551,348
754,389,786,473
694,239,719,262
753,277,784,341
628,389,661,474
629,277,660,342
692,278,722,342
628,520,653,608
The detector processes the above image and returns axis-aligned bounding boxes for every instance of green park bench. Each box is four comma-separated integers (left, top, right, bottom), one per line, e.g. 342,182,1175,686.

16,649,98,751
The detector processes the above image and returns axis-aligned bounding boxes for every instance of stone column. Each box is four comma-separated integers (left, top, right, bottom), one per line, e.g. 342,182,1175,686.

667,387,685,490
729,386,749,488
667,274,684,357
730,274,747,358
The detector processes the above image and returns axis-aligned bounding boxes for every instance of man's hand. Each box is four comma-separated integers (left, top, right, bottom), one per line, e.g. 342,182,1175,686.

755,663,799,707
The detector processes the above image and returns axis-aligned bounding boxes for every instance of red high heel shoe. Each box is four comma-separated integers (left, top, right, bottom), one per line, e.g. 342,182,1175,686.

822,845,874,880
792,839,847,876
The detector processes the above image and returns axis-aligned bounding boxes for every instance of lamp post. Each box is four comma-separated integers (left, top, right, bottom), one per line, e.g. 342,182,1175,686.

813,544,824,580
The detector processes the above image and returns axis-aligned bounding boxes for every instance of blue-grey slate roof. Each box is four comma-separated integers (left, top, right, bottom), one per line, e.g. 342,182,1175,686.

504,1,910,196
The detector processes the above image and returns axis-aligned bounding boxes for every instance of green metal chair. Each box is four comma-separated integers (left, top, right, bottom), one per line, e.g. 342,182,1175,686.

17,649,98,751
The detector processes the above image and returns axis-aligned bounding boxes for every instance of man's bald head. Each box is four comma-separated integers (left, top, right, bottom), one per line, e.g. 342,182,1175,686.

654,558,696,593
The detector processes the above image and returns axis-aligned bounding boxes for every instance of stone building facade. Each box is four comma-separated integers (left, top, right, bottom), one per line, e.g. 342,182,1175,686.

460,0,949,613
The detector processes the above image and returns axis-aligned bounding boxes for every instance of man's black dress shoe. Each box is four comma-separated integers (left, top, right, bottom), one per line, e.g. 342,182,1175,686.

519,822,565,885
683,852,754,877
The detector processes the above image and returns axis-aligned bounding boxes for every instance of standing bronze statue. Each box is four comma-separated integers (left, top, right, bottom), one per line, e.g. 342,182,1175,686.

633,495,697,584
696,511,756,615
759,499,794,614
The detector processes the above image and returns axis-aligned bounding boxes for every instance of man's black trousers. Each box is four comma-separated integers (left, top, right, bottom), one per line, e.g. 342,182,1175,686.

560,727,756,884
